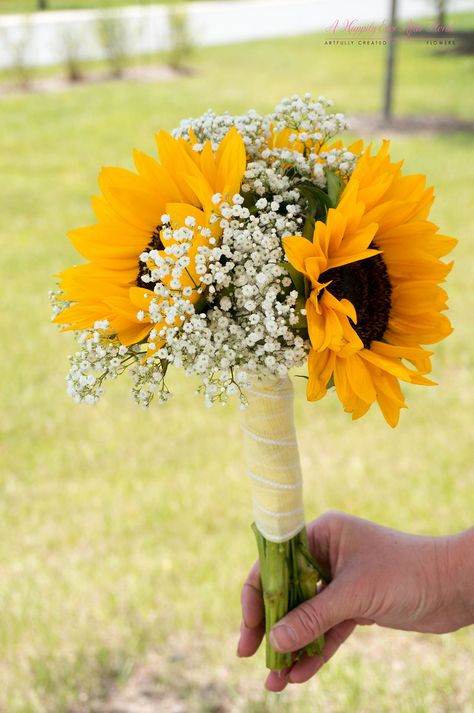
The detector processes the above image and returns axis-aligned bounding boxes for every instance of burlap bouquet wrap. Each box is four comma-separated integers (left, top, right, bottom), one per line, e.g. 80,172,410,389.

242,376,304,543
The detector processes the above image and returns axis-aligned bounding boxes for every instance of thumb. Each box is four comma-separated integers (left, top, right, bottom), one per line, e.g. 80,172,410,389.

269,581,354,652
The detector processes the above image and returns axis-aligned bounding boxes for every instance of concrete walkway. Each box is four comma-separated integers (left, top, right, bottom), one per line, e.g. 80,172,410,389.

0,0,472,69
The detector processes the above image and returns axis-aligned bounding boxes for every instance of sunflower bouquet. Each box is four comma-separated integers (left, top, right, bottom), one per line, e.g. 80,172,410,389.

51,94,455,671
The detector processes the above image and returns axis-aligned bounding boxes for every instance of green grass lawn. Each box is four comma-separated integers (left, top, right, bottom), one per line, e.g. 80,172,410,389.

1,26,474,713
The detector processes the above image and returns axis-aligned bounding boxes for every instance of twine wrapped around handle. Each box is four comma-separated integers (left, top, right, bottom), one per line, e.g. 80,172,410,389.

241,375,305,543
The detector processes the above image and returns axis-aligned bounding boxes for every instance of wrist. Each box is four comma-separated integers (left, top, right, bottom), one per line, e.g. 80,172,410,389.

447,526,474,628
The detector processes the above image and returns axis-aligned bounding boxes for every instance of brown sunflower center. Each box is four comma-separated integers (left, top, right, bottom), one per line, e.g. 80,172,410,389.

136,227,163,289
320,242,392,349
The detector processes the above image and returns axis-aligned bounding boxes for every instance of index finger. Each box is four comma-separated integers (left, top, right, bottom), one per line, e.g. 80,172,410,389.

241,560,263,629
237,560,265,658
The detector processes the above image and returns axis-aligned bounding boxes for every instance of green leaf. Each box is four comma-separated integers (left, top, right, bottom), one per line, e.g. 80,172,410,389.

194,294,208,313
326,171,345,207
294,293,308,330
296,180,332,242
297,180,332,221
242,190,258,213
280,260,306,297
302,215,315,241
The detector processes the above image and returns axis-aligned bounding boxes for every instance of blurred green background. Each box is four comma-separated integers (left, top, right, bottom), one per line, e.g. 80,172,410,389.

1,7,474,713
0,0,193,12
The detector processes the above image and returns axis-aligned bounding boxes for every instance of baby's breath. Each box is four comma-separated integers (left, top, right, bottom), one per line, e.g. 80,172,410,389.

62,321,145,404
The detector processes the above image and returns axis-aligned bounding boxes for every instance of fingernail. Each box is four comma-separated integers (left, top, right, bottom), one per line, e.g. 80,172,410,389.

269,624,299,651
236,639,243,657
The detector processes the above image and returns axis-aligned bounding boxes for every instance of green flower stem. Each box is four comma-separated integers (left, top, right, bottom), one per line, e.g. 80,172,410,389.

253,524,292,670
252,523,329,671
293,527,326,655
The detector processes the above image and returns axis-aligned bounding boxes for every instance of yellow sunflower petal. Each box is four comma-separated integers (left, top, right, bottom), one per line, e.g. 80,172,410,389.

199,141,218,187
215,127,247,198
376,390,404,428
128,286,156,310
155,130,202,205
307,349,336,401
103,295,144,321
322,290,357,322
345,353,377,403
133,149,184,202
99,167,163,232
283,236,318,276
325,247,380,271
333,355,354,411
113,321,152,346
359,348,423,383
351,397,372,420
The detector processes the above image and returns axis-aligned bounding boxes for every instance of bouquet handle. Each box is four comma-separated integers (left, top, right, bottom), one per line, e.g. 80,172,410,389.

241,376,328,670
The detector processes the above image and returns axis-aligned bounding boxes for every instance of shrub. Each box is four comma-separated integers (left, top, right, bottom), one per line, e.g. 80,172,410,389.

58,26,84,82
95,11,128,79
1,16,33,89
167,4,194,73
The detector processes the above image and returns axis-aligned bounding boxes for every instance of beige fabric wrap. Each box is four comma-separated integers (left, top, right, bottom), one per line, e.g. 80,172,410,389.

241,375,304,543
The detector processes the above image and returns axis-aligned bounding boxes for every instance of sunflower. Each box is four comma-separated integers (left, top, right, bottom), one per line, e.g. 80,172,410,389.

54,127,246,353
283,141,456,426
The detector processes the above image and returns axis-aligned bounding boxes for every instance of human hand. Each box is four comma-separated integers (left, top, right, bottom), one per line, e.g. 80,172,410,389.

237,511,474,691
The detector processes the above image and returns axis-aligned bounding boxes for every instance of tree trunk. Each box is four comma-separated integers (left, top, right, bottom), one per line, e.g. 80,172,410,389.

437,0,446,28
383,0,398,122
38,0,48,10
